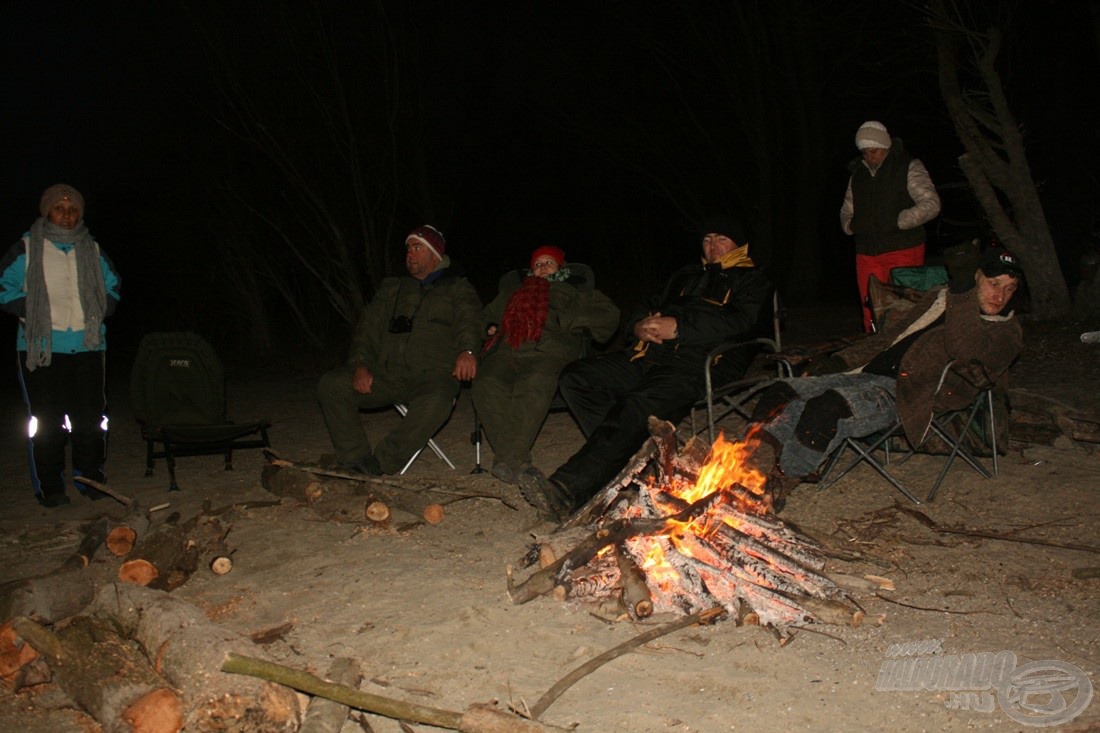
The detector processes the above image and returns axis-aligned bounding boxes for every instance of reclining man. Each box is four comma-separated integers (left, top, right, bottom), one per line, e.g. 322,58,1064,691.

745,247,1025,509
518,215,774,521
317,225,482,475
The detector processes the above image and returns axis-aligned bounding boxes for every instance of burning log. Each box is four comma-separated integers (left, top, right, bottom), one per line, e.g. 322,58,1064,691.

509,419,863,638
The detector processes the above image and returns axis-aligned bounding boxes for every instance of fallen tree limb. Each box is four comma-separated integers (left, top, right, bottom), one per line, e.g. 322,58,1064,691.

14,616,183,733
221,653,562,732
87,583,300,732
528,607,726,720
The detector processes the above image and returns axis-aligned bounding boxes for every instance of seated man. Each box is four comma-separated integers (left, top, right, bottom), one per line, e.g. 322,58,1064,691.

746,247,1025,507
317,225,482,475
519,216,774,521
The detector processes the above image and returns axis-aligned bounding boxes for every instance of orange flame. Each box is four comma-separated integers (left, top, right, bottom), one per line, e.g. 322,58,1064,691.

673,430,769,505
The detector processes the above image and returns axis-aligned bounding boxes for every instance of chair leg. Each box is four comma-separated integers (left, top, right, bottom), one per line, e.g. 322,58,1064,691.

393,402,457,472
165,445,180,492
145,439,155,476
925,398,992,502
819,429,921,504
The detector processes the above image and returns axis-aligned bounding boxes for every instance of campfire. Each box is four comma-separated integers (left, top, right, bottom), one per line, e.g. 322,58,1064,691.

507,418,865,639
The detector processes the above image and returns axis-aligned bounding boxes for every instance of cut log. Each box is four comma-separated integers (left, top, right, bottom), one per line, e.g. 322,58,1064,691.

119,518,186,588
261,464,326,503
14,615,183,733
0,618,50,690
87,583,300,732
107,502,153,557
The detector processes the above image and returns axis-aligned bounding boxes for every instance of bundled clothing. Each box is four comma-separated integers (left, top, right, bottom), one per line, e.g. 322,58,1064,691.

750,285,1023,480
839,136,941,332
317,255,482,474
472,263,620,472
547,245,774,510
0,218,121,503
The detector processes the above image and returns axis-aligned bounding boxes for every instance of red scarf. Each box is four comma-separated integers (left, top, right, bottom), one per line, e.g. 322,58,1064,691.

486,276,551,352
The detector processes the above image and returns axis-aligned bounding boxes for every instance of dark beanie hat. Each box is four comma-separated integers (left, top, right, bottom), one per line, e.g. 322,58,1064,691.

979,246,1024,280
699,215,747,245
406,225,446,260
530,245,566,269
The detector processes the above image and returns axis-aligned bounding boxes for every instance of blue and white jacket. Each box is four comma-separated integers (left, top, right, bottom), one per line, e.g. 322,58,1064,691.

0,234,121,354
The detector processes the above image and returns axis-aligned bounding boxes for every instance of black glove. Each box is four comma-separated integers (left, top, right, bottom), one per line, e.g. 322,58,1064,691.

802,353,848,377
949,276,976,294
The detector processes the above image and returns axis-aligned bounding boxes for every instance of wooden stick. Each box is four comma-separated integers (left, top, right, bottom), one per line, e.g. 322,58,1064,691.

528,607,726,720
221,654,560,732
73,476,132,506
894,503,1100,554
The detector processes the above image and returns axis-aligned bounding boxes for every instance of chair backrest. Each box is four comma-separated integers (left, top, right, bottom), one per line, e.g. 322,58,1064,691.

131,332,228,426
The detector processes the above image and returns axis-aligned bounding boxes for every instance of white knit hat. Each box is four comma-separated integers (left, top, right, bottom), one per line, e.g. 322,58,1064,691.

855,121,892,151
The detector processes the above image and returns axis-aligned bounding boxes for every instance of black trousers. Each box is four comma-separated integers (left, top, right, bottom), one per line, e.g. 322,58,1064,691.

17,351,108,498
550,346,751,504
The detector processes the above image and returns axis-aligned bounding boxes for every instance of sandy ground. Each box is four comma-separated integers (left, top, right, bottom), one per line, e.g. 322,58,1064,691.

1,306,1097,732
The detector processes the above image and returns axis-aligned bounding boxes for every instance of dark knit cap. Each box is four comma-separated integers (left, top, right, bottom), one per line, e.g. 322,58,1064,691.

406,225,446,260
979,247,1024,280
699,215,747,245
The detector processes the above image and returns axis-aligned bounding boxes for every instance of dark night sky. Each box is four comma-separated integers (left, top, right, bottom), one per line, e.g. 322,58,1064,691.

1,1,1097,359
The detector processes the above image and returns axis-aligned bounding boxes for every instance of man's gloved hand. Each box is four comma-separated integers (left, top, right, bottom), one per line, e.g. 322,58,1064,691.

802,353,848,377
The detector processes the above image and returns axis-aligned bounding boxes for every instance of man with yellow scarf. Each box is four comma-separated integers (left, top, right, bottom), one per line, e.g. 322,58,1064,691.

517,216,774,521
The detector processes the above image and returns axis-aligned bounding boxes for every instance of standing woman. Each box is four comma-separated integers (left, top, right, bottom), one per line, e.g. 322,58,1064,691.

0,184,121,507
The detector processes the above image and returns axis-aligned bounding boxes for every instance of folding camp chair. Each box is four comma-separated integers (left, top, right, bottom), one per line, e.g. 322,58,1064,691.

817,362,1000,503
688,290,789,444
131,332,271,491
394,402,457,474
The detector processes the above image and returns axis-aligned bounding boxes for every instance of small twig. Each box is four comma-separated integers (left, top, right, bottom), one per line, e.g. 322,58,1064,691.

528,607,726,720
893,502,1100,555
873,594,995,615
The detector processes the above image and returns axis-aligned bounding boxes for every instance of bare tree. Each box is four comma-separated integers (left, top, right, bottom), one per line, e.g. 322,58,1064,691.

181,1,435,346
927,0,1071,319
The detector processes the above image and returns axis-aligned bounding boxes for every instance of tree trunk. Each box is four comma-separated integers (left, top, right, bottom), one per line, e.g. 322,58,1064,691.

930,0,1071,319
86,583,300,732
14,616,183,733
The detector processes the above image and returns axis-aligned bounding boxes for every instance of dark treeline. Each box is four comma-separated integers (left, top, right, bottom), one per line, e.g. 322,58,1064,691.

1,0,1096,365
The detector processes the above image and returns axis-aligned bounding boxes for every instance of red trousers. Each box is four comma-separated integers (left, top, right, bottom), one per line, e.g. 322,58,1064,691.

855,244,925,332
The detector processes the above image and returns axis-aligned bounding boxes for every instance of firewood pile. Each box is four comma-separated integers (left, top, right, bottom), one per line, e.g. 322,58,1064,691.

507,418,871,639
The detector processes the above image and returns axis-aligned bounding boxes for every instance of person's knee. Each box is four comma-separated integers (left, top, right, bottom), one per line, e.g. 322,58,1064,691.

317,367,353,403
796,389,853,451
752,381,800,423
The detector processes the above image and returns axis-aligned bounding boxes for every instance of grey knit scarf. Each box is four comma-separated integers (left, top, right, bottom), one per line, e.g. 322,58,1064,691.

23,217,107,371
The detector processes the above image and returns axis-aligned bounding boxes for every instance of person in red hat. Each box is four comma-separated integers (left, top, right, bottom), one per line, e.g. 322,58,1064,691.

472,246,619,488
316,224,483,475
